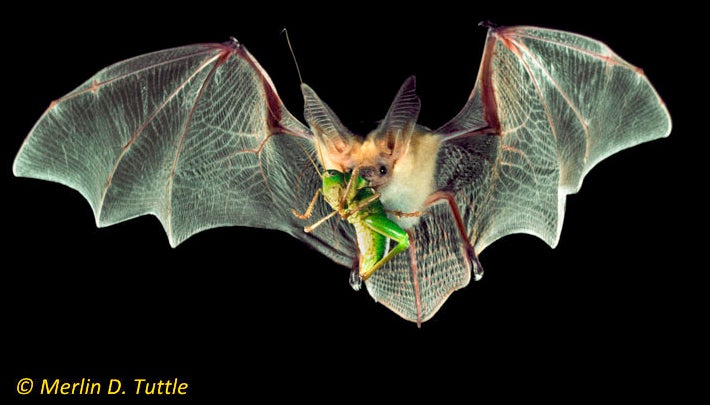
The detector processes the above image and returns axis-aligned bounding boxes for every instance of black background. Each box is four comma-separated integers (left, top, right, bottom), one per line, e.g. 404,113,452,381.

3,2,699,402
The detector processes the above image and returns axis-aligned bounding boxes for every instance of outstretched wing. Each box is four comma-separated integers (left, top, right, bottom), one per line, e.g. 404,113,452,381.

13,39,356,266
366,25,671,324
438,25,672,252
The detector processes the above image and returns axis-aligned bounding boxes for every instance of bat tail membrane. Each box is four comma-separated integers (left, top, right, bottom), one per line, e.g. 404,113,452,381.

365,199,477,324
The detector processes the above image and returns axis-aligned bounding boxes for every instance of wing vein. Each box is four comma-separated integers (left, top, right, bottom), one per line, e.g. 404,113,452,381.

166,51,226,240
505,30,634,70
56,47,219,104
502,36,560,144
502,30,595,148
98,51,223,221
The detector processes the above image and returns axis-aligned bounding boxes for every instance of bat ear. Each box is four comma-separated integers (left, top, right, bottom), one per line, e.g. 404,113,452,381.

373,75,421,159
301,83,356,163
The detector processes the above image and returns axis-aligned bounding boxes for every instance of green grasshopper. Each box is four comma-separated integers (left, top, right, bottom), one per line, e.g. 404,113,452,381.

293,167,410,289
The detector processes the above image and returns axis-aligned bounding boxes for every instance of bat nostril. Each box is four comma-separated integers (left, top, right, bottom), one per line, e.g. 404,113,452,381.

359,166,375,180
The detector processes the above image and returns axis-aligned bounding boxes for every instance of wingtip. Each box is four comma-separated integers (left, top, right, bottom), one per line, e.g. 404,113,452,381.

660,102,673,139
11,159,22,178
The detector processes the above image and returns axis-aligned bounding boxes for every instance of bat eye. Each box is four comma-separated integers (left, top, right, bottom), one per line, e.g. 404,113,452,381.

379,166,388,175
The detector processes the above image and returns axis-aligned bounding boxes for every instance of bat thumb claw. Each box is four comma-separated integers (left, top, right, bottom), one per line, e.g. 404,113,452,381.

478,20,498,29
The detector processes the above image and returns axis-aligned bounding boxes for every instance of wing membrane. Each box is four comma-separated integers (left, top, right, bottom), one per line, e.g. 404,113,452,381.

14,40,356,266
439,26,671,252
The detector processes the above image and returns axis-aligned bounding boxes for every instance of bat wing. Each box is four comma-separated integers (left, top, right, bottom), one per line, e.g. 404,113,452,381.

366,25,672,324
13,39,356,267
439,25,671,252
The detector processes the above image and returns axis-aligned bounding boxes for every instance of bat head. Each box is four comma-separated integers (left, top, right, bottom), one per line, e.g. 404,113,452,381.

302,77,421,189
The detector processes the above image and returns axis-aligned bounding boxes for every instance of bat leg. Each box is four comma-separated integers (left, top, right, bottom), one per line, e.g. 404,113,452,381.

387,209,424,219
426,191,485,281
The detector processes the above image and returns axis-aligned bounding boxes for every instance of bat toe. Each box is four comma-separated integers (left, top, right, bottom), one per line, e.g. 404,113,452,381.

349,268,363,291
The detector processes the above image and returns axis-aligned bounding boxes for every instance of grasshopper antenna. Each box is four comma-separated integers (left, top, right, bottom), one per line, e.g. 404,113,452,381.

281,28,303,84
282,28,323,221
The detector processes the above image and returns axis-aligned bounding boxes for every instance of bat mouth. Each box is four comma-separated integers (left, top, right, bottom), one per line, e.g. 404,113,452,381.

367,178,386,188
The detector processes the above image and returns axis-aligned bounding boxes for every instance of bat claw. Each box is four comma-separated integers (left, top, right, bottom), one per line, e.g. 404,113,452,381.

465,243,484,281
349,269,362,291
478,20,498,29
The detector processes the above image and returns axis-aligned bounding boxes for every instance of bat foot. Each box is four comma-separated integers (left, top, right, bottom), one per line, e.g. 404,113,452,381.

465,243,485,281
349,269,363,291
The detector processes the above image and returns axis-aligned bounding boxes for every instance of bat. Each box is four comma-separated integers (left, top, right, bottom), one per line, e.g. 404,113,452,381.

13,23,672,325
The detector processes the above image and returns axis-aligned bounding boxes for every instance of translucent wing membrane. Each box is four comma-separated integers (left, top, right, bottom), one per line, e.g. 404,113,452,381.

13,41,355,266
438,26,671,253
367,26,671,323
366,200,478,324
14,27,671,324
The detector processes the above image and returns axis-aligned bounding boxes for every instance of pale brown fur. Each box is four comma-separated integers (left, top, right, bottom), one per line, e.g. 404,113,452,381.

350,126,441,229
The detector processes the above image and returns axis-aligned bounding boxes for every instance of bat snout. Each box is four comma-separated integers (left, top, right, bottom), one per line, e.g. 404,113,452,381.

358,166,376,181
357,165,390,187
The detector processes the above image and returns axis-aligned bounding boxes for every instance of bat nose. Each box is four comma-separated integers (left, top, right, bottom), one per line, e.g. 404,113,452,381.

358,166,376,181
